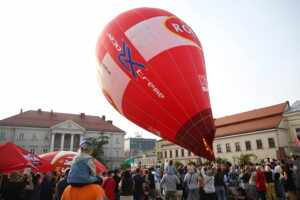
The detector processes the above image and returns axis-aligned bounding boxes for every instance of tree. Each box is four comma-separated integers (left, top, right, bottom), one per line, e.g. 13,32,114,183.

216,157,228,164
174,161,183,169
202,160,211,166
237,153,254,165
86,131,109,166
120,162,131,170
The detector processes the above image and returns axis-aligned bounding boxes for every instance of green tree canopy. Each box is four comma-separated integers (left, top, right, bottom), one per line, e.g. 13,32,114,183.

216,157,228,164
174,161,183,169
86,131,109,166
120,162,131,170
237,153,254,165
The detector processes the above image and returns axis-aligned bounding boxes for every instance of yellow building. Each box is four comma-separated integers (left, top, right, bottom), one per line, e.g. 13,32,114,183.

159,101,300,164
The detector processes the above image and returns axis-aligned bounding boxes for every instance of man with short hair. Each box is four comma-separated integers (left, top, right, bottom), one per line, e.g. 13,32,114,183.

113,169,121,200
4,171,33,200
133,168,146,200
160,172,180,200
39,171,55,200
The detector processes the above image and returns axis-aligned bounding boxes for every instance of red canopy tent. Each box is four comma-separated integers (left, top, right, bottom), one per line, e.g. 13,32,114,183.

0,142,54,173
39,151,108,174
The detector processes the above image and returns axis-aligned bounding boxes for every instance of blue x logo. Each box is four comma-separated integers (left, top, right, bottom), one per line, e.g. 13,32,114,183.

117,40,146,79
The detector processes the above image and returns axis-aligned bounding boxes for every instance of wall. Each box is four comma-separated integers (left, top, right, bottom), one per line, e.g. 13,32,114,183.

213,129,286,163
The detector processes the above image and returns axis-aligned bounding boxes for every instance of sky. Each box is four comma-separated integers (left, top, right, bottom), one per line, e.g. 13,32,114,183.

0,0,299,140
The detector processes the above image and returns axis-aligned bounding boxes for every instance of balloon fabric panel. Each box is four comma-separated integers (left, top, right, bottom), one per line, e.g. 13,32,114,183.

96,7,215,161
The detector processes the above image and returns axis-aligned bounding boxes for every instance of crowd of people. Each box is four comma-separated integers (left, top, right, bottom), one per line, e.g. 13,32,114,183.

1,141,300,200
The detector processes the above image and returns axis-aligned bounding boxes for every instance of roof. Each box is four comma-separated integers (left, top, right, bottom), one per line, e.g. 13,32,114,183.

284,100,300,114
0,110,125,132
125,137,156,141
215,102,289,137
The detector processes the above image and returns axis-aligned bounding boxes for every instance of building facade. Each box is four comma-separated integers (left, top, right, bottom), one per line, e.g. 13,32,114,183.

134,149,157,169
213,101,297,163
155,139,164,164
159,101,300,164
284,100,300,154
0,109,126,169
161,140,202,165
124,137,156,157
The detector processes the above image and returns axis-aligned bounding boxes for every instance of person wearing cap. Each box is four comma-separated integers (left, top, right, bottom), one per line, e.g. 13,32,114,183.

67,140,98,186
4,171,33,200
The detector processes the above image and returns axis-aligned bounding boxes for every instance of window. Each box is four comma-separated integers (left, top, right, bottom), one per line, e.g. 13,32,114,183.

181,149,185,157
235,142,241,151
44,134,49,140
268,138,275,148
43,149,48,153
30,149,35,154
19,133,25,139
169,150,173,158
0,132,5,139
217,144,222,153
115,137,120,144
32,133,37,140
116,150,120,157
226,143,231,152
175,149,178,157
164,151,167,158
256,139,263,149
296,128,300,141
188,151,191,156
245,141,251,150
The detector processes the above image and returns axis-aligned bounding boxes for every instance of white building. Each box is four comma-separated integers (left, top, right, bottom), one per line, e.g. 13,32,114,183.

0,109,126,169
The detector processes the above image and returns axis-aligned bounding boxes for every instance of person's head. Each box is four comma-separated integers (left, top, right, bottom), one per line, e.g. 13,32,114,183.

102,171,108,177
79,140,94,155
65,168,70,177
245,166,251,172
230,166,235,173
256,165,262,171
265,166,271,172
10,171,20,181
284,163,291,172
206,169,213,176
121,170,130,180
168,160,173,166
45,171,52,180
107,170,113,177
136,168,142,175
113,168,120,175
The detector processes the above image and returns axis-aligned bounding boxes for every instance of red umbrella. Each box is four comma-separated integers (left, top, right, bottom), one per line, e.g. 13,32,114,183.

39,151,108,174
0,142,54,173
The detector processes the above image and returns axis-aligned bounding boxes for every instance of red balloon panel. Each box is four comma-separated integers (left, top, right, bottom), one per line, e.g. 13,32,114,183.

96,8,215,161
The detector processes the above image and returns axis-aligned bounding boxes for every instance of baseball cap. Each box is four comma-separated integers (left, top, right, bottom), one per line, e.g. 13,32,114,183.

79,140,95,151
10,171,19,179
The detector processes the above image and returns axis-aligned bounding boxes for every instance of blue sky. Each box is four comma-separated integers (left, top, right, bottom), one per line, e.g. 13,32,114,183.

0,0,299,139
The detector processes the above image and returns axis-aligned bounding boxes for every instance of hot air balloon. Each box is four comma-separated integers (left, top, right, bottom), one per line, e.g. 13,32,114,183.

96,8,215,161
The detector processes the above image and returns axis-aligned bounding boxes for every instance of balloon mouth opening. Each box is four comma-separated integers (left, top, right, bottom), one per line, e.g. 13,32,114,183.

174,109,215,161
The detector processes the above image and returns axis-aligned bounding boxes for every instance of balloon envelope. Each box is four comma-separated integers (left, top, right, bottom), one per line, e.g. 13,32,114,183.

96,8,215,161
39,151,107,173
